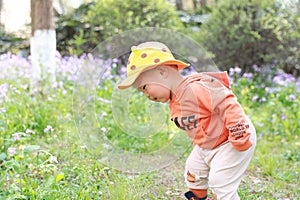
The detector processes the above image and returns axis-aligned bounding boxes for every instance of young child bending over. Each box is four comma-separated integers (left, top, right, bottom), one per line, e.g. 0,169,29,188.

118,41,256,200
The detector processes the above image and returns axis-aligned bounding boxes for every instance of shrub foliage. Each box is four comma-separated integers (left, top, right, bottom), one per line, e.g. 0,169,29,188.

196,0,300,73
56,0,183,55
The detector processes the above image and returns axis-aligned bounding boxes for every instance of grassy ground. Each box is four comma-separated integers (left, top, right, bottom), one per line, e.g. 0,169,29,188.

1,102,298,200
0,54,299,199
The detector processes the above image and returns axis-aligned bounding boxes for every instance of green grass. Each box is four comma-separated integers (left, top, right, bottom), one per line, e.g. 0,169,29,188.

1,68,299,199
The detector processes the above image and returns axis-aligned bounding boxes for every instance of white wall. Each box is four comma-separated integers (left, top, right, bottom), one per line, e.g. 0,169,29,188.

0,0,84,35
1,0,31,35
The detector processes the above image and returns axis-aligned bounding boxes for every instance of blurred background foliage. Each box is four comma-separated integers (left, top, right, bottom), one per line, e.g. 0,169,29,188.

195,0,300,75
0,0,299,76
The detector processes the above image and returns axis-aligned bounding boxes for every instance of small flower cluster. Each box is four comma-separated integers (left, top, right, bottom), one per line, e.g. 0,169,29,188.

44,125,54,133
6,126,52,157
0,83,9,102
0,52,118,94
272,73,297,87
228,65,299,103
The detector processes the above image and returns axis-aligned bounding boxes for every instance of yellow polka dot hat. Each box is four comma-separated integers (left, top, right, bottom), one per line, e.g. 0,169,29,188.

118,41,190,90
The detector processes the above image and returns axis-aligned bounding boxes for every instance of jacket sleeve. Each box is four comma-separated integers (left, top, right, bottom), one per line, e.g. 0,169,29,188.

221,93,253,151
201,72,253,151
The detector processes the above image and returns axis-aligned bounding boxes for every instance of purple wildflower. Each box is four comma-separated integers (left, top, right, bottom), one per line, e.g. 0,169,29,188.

0,108,6,114
55,51,62,59
229,66,242,76
281,114,286,120
0,83,9,98
259,97,266,102
289,94,296,101
101,127,107,132
80,53,87,60
118,65,127,75
273,73,296,86
12,132,26,141
13,132,21,141
252,95,259,102
265,87,271,94
252,64,261,72
44,125,54,133
52,82,58,88
296,82,300,89
243,72,253,79
8,147,16,156
100,111,108,119
0,53,31,80
112,58,119,63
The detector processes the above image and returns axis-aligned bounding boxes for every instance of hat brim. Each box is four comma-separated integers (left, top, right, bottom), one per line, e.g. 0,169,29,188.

117,59,189,90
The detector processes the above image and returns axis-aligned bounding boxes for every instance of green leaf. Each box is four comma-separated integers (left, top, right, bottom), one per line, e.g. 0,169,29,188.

0,119,5,127
24,145,40,154
0,152,7,160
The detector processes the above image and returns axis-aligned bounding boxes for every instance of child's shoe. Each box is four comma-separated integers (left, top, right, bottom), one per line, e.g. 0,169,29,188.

184,191,211,200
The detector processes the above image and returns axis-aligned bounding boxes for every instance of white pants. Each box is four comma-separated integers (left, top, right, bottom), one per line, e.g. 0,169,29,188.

184,119,257,200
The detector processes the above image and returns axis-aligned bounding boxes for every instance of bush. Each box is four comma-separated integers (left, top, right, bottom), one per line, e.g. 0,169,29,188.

195,0,300,73
55,2,94,56
56,0,184,55
0,30,29,56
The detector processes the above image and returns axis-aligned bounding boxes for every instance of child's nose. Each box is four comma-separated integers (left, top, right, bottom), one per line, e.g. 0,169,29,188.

143,92,155,101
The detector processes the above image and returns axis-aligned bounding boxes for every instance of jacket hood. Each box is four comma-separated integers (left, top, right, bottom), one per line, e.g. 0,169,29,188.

185,71,231,89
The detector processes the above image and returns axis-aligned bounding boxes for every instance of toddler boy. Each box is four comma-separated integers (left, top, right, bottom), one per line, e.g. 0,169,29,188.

118,41,256,200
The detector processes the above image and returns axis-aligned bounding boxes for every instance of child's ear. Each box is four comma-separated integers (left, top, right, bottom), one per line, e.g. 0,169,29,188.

156,66,168,79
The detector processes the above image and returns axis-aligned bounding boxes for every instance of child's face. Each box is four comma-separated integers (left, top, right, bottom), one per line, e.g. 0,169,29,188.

133,68,171,103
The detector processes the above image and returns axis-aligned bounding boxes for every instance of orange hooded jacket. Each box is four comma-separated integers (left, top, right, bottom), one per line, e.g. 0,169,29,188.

169,71,252,151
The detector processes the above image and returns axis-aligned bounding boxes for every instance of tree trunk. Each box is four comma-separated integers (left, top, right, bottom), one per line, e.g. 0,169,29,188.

200,0,207,7
193,0,197,9
176,0,183,10
30,0,56,88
